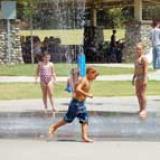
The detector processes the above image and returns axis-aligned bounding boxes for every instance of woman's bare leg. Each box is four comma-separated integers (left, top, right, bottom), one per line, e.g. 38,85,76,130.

135,81,143,112
81,123,94,142
40,83,48,110
47,80,56,112
139,84,147,117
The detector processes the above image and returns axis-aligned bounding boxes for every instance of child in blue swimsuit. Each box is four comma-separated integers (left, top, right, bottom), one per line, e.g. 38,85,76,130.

65,68,81,93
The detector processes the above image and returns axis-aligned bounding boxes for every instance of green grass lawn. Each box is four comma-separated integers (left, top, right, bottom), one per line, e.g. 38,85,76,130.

0,81,159,100
0,64,154,76
0,63,76,76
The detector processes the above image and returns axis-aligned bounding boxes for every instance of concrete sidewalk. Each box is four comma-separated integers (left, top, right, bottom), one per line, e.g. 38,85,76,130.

0,96,159,113
1,63,160,82
0,140,160,160
0,97,160,160
0,70,160,82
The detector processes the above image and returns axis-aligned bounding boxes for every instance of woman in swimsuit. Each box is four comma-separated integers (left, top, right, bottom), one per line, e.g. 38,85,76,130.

35,52,57,112
132,43,148,118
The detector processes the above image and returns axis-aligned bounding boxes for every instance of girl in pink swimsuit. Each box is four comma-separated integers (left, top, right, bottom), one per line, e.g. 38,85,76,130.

35,52,56,112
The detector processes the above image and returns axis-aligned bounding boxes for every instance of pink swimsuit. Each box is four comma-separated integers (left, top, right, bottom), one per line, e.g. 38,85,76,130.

40,65,53,84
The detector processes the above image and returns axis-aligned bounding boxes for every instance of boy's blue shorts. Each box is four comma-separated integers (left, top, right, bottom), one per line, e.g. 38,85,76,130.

63,98,88,124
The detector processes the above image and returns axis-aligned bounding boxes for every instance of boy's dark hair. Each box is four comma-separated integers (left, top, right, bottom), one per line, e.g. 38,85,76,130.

86,66,99,76
152,20,160,27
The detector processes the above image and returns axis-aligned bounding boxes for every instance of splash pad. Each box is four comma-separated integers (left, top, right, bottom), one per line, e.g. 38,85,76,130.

0,111,160,141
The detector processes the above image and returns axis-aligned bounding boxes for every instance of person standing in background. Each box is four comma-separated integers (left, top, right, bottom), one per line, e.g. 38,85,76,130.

110,29,117,54
150,20,160,69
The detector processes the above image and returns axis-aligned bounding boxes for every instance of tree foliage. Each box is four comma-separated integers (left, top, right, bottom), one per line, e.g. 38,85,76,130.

5,0,160,29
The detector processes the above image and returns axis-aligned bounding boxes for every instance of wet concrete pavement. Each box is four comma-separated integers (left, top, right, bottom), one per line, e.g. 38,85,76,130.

0,96,160,141
0,64,160,159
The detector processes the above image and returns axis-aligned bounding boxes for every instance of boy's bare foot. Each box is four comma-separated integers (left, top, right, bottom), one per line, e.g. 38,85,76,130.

49,125,56,137
82,137,94,143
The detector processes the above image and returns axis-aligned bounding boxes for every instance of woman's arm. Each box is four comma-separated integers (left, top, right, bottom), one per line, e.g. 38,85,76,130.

35,62,40,83
132,61,136,86
51,63,56,82
66,78,70,87
142,56,148,85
